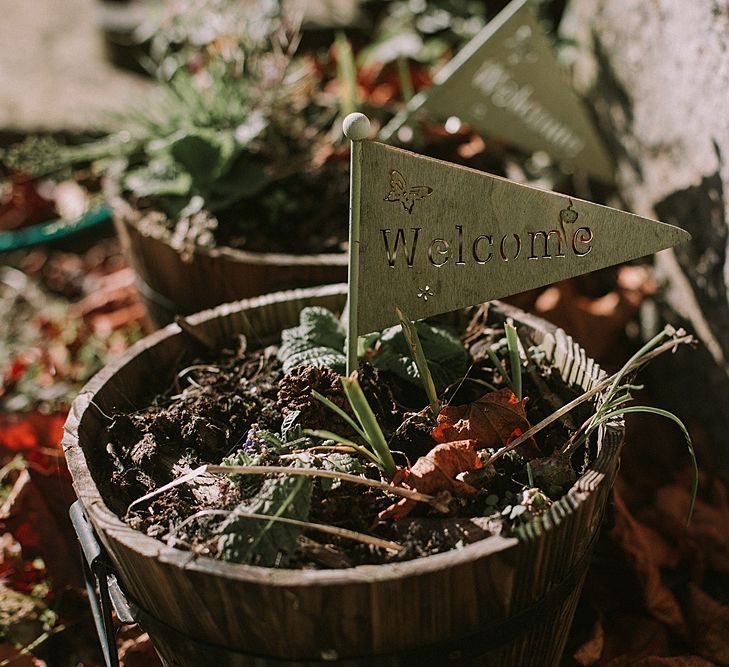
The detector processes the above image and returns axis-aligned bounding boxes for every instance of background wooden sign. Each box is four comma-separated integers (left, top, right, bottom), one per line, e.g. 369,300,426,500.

381,0,614,182
354,140,688,334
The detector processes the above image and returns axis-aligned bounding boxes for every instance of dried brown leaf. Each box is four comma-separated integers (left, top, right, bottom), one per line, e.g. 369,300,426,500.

432,388,538,457
379,439,481,520
573,613,605,665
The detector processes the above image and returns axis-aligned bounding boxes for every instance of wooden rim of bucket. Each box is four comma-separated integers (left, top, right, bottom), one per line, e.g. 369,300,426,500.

63,283,622,588
112,197,349,267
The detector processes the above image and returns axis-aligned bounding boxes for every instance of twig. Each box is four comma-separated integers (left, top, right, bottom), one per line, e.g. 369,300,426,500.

279,445,359,457
209,464,430,502
168,508,402,554
0,623,68,666
128,463,437,513
128,465,208,511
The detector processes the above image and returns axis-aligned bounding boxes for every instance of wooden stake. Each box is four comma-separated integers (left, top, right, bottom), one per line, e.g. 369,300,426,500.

343,113,371,375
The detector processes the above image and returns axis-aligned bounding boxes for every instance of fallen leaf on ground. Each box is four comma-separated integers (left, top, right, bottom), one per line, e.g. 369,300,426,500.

609,488,687,635
573,612,605,665
607,656,715,666
649,473,729,573
432,388,538,457
685,583,729,665
118,625,163,667
0,470,81,588
0,644,44,666
0,413,65,454
534,266,653,362
379,439,481,520
602,614,673,664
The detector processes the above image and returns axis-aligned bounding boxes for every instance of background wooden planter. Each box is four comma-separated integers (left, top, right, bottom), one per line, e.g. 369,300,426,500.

112,199,348,325
63,284,623,666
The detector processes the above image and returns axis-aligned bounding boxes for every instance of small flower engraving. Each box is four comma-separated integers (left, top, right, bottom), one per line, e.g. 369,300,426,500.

505,24,538,66
417,285,435,301
559,199,579,248
560,199,579,225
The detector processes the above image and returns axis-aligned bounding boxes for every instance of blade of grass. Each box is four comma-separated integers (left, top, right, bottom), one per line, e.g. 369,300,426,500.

505,321,522,400
459,377,499,393
485,330,695,466
210,465,431,502
396,55,414,103
592,405,697,524
486,346,516,395
341,374,398,479
395,306,441,415
335,32,358,116
310,390,367,441
303,429,382,467
601,328,670,410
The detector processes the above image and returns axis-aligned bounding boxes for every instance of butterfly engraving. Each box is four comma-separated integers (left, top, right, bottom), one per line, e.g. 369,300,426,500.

384,169,433,214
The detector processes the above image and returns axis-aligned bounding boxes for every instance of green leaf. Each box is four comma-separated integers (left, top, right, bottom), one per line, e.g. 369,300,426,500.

281,347,346,375
505,322,523,400
300,307,347,347
123,163,193,199
340,373,397,479
318,451,363,490
207,156,270,211
278,307,346,374
395,307,440,415
219,449,265,485
217,473,313,567
280,410,301,439
167,130,239,187
373,321,467,393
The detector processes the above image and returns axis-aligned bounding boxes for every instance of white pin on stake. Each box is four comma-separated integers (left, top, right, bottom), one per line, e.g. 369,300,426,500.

343,112,371,142
343,112,371,375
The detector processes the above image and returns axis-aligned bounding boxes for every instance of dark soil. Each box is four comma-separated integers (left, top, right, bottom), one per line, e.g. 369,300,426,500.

103,306,595,569
214,156,351,255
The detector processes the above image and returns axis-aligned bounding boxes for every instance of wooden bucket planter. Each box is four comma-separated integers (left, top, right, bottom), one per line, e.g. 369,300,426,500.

63,284,623,666
112,198,348,325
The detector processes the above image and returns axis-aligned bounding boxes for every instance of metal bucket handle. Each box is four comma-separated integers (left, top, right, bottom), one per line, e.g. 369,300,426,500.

69,501,137,667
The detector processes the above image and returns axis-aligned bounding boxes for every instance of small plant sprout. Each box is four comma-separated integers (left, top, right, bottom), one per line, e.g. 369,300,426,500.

335,32,359,117
395,306,441,415
307,373,398,478
560,326,698,523
486,322,524,399
486,326,698,524
396,54,415,103
505,321,524,400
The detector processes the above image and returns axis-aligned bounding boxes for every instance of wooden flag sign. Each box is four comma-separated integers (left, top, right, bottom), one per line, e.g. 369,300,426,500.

381,0,614,182
341,116,689,348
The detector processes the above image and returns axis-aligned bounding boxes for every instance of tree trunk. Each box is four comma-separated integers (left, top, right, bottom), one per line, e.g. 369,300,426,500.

567,1,729,469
